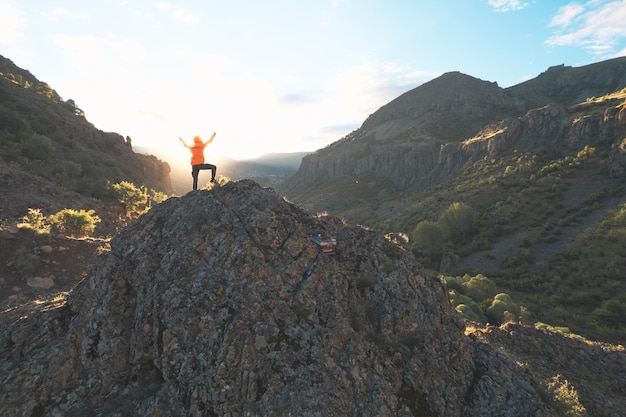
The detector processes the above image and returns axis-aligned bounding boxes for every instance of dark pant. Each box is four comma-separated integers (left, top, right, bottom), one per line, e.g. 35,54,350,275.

191,163,216,190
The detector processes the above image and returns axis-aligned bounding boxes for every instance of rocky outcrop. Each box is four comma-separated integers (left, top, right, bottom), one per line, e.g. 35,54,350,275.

468,323,626,417
6,180,616,416
461,99,626,157
0,180,465,416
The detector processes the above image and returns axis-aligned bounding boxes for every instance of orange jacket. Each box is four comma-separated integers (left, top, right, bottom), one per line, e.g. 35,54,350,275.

189,137,207,165
182,133,215,165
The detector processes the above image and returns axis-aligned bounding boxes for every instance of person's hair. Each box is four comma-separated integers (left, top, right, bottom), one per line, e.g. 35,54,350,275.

193,136,202,143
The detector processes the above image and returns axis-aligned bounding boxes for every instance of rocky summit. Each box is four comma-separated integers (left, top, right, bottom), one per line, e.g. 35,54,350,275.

1,180,624,416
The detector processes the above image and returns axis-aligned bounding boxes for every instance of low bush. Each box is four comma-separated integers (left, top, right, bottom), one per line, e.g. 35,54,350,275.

109,181,169,217
14,247,39,275
48,208,101,237
109,181,147,216
19,208,50,233
546,375,587,417
444,274,525,325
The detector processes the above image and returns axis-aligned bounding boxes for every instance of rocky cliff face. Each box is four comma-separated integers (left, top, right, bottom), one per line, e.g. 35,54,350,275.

284,98,626,195
2,180,623,416
448,98,626,170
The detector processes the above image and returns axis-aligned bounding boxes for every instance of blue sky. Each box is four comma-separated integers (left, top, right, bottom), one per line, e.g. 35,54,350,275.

1,0,626,162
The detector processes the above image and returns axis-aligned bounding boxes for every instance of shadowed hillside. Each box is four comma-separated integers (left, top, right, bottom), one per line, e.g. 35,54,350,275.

0,55,172,197
0,54,173,311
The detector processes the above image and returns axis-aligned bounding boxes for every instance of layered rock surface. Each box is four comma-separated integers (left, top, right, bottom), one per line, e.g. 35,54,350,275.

1,180,622,416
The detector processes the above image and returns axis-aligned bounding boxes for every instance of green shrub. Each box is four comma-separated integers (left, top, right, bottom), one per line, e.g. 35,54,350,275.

445,274,510,324
149,189,169,205
445,274,499,302
438,202,478,243
591,298,626,328
486,293,521,323
412,220,445,261
464,274,499,302
546,375,587,417
108,181,168,216
48,208,101,237
0,107,29,134
109,181,148,216
449,289,487,323
21,133,54,161
20,208,50,233
14,247,39,275
455,303,486,323
54,160,83,180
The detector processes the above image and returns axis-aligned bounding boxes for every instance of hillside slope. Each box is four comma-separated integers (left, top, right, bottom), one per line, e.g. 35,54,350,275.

1,180,624,416
0,54,175,311
0,54,172,197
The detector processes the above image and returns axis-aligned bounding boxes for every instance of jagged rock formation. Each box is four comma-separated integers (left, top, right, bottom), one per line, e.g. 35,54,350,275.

1,180,623,416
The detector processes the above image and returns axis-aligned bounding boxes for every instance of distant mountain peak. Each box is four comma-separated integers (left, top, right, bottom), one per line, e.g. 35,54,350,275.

360,69,518,142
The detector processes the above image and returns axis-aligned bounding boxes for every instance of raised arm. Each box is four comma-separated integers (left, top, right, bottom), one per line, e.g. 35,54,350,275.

179,137,189,148
205,132,216,145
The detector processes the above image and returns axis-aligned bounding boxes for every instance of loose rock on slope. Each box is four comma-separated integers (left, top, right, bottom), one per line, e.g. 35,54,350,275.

1,180,599,416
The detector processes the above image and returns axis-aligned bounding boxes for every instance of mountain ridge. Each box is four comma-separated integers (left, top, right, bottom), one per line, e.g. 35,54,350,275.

361,71,524,142
507,57,626,106
281,57,626,197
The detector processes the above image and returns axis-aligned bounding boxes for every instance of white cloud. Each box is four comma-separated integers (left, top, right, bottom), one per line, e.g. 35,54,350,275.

0,0,24,44
548,4,585,27
155,1,199,24
487,0,530,12
50,7,89,20
324,63,434,110
547,0,626,57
